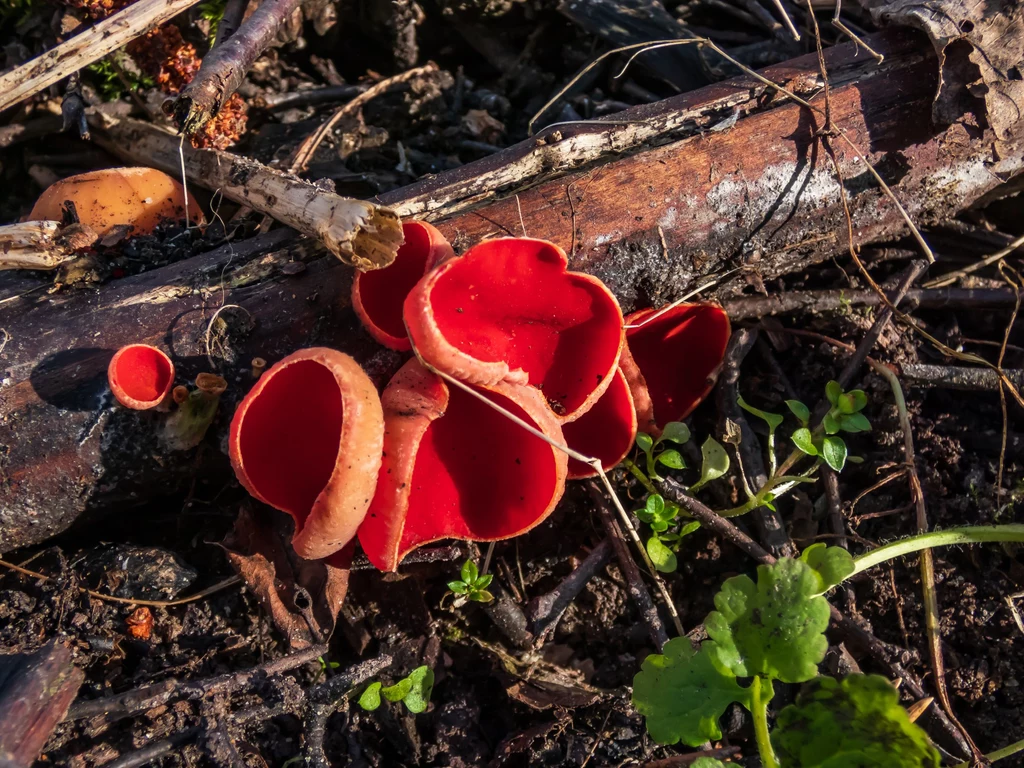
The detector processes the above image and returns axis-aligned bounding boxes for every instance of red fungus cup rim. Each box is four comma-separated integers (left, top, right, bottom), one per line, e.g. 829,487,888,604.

107,344,175,410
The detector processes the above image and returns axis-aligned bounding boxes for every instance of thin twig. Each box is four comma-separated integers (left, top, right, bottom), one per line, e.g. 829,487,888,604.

923,232,1024,289
526,539,613,642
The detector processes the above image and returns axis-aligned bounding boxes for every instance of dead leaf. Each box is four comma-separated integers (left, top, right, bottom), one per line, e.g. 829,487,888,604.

462,109,505,143
863,0,1024,150
222,505,352,649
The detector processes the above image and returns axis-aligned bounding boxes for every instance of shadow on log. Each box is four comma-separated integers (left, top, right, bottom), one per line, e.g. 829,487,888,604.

0,30,1021,552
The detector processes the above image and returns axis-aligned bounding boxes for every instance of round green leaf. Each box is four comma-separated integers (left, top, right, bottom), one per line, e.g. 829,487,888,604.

660,421,692,445
691,759,728,768
382,677,413,702
822,411,841,435
461,559,478,584
825,380,843,406
647,494,666,517
822,436,847,472
847,389,868,412
647,535,678,573
786,399,811,424
738,396,784,430
791,427,818,456
799,543,855,594
358,682,382,711
447,581,469,594
402,666,435,714
657,449,686,469
632,639,753,746
474,573,493,589
696,436,730,487
705,558,830,683
637,432,655,453
839,412,871,433
773,675,941,767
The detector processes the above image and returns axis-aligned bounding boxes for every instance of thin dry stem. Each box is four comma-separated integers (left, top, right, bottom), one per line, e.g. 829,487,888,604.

924,231,1024,289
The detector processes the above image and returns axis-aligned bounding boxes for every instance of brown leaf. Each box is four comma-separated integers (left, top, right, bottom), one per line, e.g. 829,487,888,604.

222,505,352,649
863,0,1024,150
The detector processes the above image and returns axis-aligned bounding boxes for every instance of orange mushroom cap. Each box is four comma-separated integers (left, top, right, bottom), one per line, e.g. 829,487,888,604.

564,367,637,479
357,358,568,572
28,167,203,238
352,221,454,351
107,344,175,410
620,303,731,436
229,348,384,560
403,237,624,423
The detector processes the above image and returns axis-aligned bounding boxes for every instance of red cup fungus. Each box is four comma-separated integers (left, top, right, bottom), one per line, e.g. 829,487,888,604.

620,303,731,435
229,348,385,560
28,167,203,238
563,367,637,479
404,237,624,422
358,358,568,572
107,344,175,410
352,221,454,351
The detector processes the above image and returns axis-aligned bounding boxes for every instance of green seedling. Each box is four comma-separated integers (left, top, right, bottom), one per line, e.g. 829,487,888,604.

789,380,870,472
197,0,227,42
446,559,494,605
358,666,434,714
85,55,155,101
636,421,690,481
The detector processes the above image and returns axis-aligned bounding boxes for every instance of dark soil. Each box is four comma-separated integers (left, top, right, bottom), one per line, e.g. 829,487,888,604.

1,0,1023,766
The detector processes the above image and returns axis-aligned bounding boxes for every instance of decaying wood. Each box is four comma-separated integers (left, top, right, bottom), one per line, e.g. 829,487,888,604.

0,0,205,115
1,31,1022,553
91,116,403,270
0,221,91,271
0,641,84,767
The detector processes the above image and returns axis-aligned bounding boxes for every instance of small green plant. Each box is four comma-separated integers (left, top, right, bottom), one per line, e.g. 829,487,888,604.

85,54,154,101
787,380,870,472
446,559,494,605
197,0,227,42
635,421,691,481
632,543,939,767
358,666,434,714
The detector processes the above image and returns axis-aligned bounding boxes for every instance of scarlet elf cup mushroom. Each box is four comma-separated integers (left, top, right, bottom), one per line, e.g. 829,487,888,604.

620,304,731,436
563,367,637,479
107,344,175,410
403,237,624,422
357,358,568,572
229,348,384,560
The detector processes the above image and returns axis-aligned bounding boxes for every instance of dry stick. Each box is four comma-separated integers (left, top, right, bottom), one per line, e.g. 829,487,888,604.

641,746,742,768
924,232,1024,289
994,263,1023,512
0,221,83,271
526,538,613,642
428,367,686,637
289,64,439,174
212,0,249,48
716,327,797,557
895,364,1024,391
0,556,240,608
174,0,305,135
723,287,1019,320
589,482,670,650
0,0,205,115
658,476,974,759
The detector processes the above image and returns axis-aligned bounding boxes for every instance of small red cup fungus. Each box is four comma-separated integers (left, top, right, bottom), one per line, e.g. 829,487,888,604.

620,303,731,435
564,368,637,479
352,221,454,351
107,344,175,410
28,167,203,238
358,358,568,572
229,348,385,560
404,237,624,422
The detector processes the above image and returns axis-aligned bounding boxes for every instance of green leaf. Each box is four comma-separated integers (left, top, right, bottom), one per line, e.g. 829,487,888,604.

786,399,811,424
382,677,413,702
474,573,493,589
401,666,435,714
647,494,666,517
822,411,841,435
839,412,871,433
846,389,868,412
358,682,382,711
773,675,941,767
657,449,686,469
647,535,678,573
660,421,692,445
693,436,729,490
691,759,728,768
472,589,494,603
705,558,830,683
651,519,670,533
799,543,855,594
637,432,655,454
738,396,784,431
461,560,478,584
680,521,701,537
825,380,843,406
632,639,753,746
847,454,865,464
822,436,847,472
791,427,818,456
447,581,469,594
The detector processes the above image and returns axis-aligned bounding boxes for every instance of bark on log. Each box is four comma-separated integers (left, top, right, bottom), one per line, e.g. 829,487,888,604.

1,30,1021,553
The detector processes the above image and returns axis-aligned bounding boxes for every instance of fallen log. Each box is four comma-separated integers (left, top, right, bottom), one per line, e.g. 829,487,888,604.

1,30,1021,553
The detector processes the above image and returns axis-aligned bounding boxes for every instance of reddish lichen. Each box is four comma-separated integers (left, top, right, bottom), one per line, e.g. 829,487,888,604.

358,358,568,572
